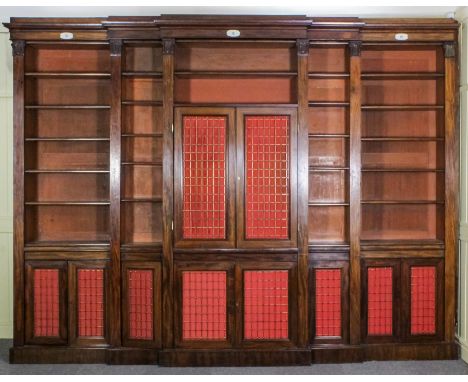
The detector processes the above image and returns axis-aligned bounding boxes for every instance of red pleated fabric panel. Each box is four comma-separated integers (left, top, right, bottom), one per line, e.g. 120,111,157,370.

128,269,154,340
367,267,393,336
244,270,289,340
182,116,226,239
78,269,104,337
315,269,341,337
182,271,227,340
33,269,60,337
411,266,436,335
245,115,289,239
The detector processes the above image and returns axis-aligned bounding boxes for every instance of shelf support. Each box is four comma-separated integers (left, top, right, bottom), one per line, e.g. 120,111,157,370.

349,40,362,345
296,38,309,347
162,38,175,348
12,39,25,347
109,38,122,347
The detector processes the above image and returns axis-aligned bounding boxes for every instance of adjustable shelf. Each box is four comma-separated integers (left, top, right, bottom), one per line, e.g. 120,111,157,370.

309,101,350,107
25,137,110,142
362,105,444,110
175,71,297,77
361,72,444,79
25,72,111,78
25,105,111,109
361,136,444,141
25,201,110,206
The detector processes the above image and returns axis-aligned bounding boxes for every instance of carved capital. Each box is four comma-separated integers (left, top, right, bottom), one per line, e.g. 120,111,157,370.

444,42,456,58
296,39,309,56
110,40,122,56
163,39,175,55
349,41,361,57
11,40,25,57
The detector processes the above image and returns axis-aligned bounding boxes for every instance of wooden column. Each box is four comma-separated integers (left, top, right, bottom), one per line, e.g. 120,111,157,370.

296,38,309,347
12,39,25,347
348,40,362,345
162,38,175,348
109,39,122,347
444,41,458,342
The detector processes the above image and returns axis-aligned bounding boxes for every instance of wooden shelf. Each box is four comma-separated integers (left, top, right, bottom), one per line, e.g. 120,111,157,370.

25,169,110,174
361,137,444,141
175,71,297,77
122,101,163,106
309,166,349,171
25,137,110,142
121,161,163,166
308,72,349,78
309,134,350,138
309,202,349,206
361,168,444,173
362,105,444,110
360,239,445,251
122,71,163,77
121,133,163,138
362,72,444,79
25,201,110,206
121,198,162,203
361,200,444,205
25,105,111,109
309,101,350,107
25,72,111,78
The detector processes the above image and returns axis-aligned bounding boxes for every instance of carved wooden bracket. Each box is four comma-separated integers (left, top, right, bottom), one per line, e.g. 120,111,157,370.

110,40,123,56
444,42,456,58
296,39,309,56
163,39,175,55
11,40,25,57
349,41,361,57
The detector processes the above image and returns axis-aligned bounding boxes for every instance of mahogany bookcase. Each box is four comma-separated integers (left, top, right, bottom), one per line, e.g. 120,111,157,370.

4,15,460,365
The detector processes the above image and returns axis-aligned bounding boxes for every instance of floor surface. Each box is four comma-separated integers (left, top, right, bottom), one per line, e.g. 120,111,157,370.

1,340,468,374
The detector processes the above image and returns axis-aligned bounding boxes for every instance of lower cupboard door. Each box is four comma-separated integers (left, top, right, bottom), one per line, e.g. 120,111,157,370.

174,263,235,348
122,262,162,348
68,261,109,346
239,264,297,348
25,261,68,345
402,259,444,342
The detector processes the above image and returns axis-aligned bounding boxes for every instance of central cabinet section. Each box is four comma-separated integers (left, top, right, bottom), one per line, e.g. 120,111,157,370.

173,106,298,348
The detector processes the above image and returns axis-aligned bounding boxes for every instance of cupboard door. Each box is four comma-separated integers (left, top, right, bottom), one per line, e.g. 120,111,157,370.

174,262,235,348
122,262,161,348
310,261,349,344
236,108,297,248
401,258,444,342
174,107,236,248
361,259,401,343
237,262,297,348
25,261,68,345
68,261,109,346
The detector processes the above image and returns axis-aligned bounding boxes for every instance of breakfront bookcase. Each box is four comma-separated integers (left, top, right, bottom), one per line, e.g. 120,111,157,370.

4,15,460,365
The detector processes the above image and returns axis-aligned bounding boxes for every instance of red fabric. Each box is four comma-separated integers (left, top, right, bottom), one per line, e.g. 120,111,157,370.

78,269,104,337
315,269,341,337
245,116,289,239
182,271,227,340
33,269,60,337
128,269,154,340
244,270,289,340
411,266,436,335
368,267,393,336
182,116,226,239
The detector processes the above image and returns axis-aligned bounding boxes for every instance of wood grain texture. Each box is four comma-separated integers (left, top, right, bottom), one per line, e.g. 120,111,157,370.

109,39,122,347
296,39,309,347
161,38,174,348
349,41,362,345
12,40,25,346
444,42,458,342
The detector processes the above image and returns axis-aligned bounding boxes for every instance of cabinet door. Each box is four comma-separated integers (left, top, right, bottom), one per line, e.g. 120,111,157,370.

310,260,349,344
25,261,68,345
122,261,161,348
237,262,297,348
236,107,297,248
361,259,401,343
401,258,444,342
68,261,109,346
174,107,236,248
174,262,235,348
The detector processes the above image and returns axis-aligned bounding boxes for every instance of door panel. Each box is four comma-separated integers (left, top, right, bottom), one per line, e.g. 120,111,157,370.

236,107,298,248
174,107,236,248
